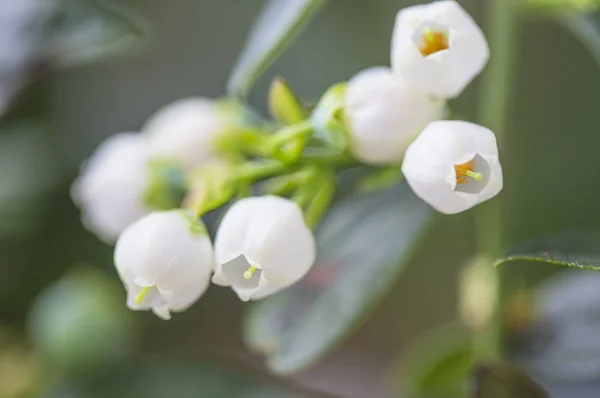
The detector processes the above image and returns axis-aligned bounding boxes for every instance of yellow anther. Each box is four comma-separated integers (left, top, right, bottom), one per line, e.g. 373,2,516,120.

419,27,449,57
455,159,482,184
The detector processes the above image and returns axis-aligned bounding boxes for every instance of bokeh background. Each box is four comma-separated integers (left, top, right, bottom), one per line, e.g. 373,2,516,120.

2,0,600,397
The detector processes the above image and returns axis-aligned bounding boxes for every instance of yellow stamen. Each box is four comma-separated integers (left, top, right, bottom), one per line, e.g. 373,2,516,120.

455,159,483,184
419,27,449,57
243,266,258,280
135,286,151,304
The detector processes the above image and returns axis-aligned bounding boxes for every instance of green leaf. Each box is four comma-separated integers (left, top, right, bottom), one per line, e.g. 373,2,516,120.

517,271,600,382
227,0,328,99
48,0,144,67
396,323,474,398
0,0,143,114
494,231,600,271
557,12,600,68
467,362,547,398
244,181,434,374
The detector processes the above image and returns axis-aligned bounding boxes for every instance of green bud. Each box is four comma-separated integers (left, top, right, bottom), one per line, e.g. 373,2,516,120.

310,83,349,153
268,77,307,125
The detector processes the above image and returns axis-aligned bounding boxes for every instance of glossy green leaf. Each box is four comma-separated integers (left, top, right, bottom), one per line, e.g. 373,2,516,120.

0,0,142,114
227,0,328,99
48,0,144,67
514,271,600,383
244,181,433,374
494,231,600,271
557,12,600,68
395,323,474,398
467,363,547,398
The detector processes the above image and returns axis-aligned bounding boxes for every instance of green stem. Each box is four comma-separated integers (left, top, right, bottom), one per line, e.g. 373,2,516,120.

236,160,290,182
269,121,313,149
304,182,334,228
475,0,519,358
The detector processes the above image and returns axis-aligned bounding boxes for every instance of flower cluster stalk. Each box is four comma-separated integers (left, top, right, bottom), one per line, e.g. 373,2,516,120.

475,0,519,358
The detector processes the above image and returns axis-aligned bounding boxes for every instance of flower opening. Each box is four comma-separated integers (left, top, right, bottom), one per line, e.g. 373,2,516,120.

453,154,491,194
221,254,263,290
415,23,449,57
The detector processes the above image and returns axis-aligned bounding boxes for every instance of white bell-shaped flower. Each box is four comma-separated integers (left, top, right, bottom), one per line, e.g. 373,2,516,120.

114,210,214,320
402,120,503,214
143,97,235,170
71,133,151,243
213,195,316,301
391,0,489,99
344,67,445,164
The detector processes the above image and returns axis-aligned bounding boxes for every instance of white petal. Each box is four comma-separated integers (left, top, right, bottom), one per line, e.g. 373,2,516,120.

391,0,489,98
71,132,151,243
114,210,214,318
214,196,316,300
345,67,445,164
165,277,210,312
143,98,228,170
402,120,502,214
151,305,172,320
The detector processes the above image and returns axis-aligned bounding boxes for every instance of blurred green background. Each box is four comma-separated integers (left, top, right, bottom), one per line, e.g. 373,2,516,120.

2,0,600,397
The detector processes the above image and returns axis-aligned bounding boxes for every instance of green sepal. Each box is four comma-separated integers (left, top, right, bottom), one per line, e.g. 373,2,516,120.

268,77,307,125
142,160,187,210
180,210,208,236
309,83,348,153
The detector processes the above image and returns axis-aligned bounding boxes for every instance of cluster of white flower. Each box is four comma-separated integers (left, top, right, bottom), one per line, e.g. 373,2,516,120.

71,0,503,320
71,98,233,243
344,0,502,214
112,197,315,319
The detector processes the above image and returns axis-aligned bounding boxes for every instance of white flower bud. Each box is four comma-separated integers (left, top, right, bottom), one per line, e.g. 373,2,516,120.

114,210,214,320
402,121,503,214
344,67,445,165
391,0,489,99
71,133,151,243
142,98,235,170
213,196,316,301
